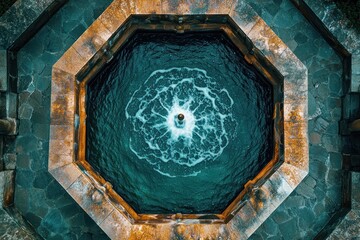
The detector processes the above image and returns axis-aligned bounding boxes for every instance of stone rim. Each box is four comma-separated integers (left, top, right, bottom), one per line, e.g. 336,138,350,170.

49,0,308,238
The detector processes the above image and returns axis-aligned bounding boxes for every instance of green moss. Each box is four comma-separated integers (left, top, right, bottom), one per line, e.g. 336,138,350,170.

0,0,16,16
332,0,360,33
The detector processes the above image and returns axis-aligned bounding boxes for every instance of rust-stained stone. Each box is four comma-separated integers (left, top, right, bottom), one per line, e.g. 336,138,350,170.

162,0,234,15
247,19,287,63
134,0,162,14
50,125,74,142
67,174,115,225
118,0,136,17
49,0,309,238
231,202,260,237
284,82,307,103
285,138,309,171
278,163,307,189
72,20,112,61
248,186,277,223
49,139,73,158
50,94,75,125
284,78,307,101
284,102,307,122
53,46,88,76
51,68,75,95
98,1,128,33
226,219,249,239
130,224,174,240
48,154,73,171
100,210,132,240
50,163,81,189
229,1,261,35
49,125,75,170
206,0,234,14
276,47,307,77
267,172,294,206
284,121,307,139
161,0,192,14
173,224,228,239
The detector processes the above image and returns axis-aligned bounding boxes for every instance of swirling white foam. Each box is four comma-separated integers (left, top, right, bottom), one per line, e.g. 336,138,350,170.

125,67,236,177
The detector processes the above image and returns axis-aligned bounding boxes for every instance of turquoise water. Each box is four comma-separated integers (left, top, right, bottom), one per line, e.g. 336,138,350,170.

86,31,274,214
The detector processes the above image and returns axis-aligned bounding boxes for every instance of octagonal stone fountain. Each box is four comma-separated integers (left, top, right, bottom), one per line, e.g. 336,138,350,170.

49,0,308,239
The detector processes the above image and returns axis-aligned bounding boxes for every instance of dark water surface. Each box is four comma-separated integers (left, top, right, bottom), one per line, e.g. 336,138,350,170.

86,31,274,214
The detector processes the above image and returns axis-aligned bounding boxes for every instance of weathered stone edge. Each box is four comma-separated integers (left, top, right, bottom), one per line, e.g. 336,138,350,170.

49,0,309,239
299,0,360,92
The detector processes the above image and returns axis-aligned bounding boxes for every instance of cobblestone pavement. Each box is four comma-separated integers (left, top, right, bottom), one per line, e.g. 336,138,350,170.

246,0,343,239
14,0,112,239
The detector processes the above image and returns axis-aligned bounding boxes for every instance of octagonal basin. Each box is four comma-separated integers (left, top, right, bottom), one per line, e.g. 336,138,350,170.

86,30,275,214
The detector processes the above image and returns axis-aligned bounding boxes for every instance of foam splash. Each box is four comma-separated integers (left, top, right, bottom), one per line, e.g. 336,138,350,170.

125,67,236,177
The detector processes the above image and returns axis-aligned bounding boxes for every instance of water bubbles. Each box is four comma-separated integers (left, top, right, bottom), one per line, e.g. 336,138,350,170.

125,67,236,177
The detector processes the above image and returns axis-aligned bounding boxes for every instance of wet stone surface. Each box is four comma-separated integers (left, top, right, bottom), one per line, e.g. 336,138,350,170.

6,0,353,239
328,173,360,239
13,0,112,239
246,0,343,239
0,208,39,240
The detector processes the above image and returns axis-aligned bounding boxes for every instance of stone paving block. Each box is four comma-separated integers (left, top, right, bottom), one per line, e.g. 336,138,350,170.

67,174,115,225
99,209,131,240
53,46,87,76
50,93,75,125
284,137,309,171
161,0,217,14
278,163,307,189
130,224,176,240
248,185,278,223
247,18,287,63
267,171,294,206
351,54,360,92
284,121,307,139
118,0,137,16
0,50,7,91
276,47,307,77
50,163,82,189
232,201,260,237
284,101,307,122
72,20,112,61
49,139,73,157
230,1,260,35
51,68,76,95
98,1,128,33
134,0,162,14
50,124,74,143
